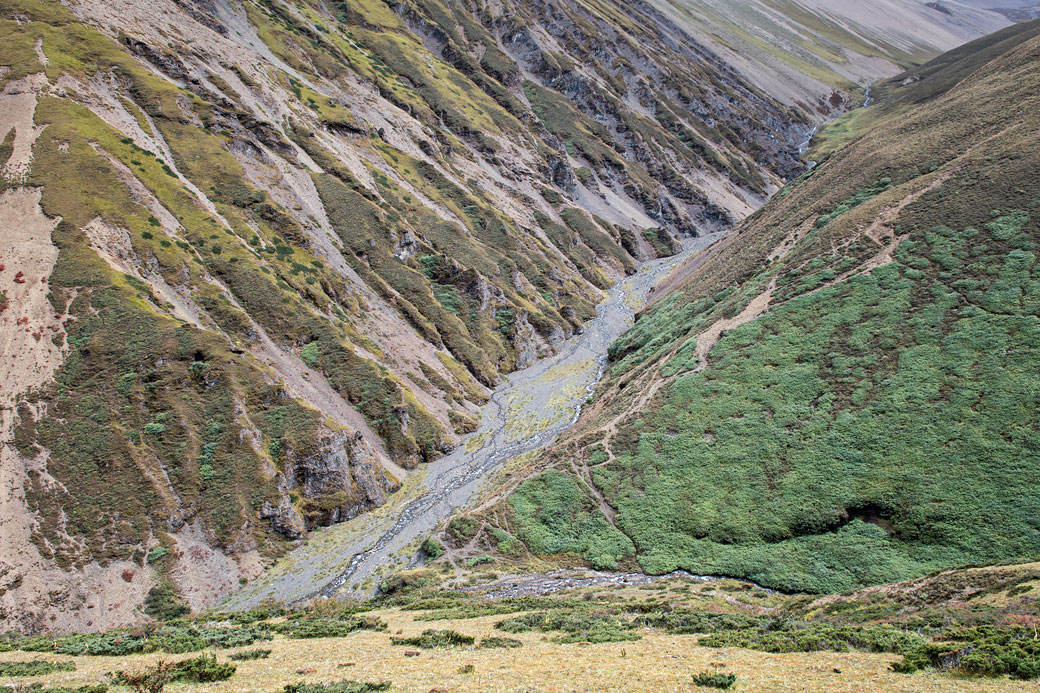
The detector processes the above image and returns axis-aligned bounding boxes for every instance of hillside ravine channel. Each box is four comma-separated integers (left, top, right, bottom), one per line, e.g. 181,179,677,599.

223,234,721,608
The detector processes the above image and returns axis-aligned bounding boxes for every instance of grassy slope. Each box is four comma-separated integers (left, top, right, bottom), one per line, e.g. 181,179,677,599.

1,561,1037,689
461,32,1040,593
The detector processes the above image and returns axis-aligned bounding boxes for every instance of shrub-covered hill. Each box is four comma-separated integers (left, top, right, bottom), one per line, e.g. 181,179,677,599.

452,27,1040,593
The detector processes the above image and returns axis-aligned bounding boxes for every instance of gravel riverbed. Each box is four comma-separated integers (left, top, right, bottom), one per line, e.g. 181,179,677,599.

223,234,721,608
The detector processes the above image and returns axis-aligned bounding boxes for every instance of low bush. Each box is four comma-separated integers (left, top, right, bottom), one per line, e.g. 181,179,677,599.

421,536,445,559
496,611,641,643
228,648,272,660
892,627,1040,679
9,682,107,686
283,681,391,692
211,604,288,624
0,660,76,676
274,617,386,639
168,655,235,683
692,670,737,689
635,611,764,634
113,655,234,689
700,623,921,654
25,624,272,656
389,629,474,648
142,584,188,621
109,660,173,693
477,637,522,649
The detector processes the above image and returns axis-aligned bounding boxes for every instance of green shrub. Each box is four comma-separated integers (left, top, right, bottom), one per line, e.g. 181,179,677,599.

208,604,288,624
110,660,173,693
700,624,921,654
144,546,167,564
496,611,641,643
25,625,272,657
300,342,319,367
283,682,390,693
447,516,479,543
142,422,165,437
0,660,76,676
378,570,434,595
169,654,235,683
692,670,737,689
228,648,271,660
143,583,188,621
114,655,234,687
635,611,764,634
892,627,1040,679
8,682,107,686
275,617,385,639
389,629,474,648
477,636,522,649
421,536,445,559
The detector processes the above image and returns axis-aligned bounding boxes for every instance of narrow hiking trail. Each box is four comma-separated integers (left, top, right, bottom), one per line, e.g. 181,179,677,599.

222,234,721,608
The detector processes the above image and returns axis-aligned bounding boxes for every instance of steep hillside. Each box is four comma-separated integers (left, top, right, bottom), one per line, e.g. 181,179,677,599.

454,28,1040,594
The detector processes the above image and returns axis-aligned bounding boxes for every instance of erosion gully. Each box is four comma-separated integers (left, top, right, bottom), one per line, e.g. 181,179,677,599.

223,234,721,609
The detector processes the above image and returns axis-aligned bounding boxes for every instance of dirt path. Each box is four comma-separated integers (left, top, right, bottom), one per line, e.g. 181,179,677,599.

222,235,721,608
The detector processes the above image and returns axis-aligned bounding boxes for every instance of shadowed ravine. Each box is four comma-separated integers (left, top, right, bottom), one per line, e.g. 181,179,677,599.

223,235,721,608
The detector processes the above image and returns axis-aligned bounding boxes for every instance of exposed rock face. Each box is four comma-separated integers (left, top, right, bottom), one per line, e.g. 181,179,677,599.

292,432,398,529
262,432,399,537
511,311,540,369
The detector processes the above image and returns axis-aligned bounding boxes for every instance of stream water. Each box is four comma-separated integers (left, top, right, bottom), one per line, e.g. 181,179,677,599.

222,234,720,608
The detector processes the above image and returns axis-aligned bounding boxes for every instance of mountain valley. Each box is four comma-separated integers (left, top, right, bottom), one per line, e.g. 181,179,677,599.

1,1,1039,690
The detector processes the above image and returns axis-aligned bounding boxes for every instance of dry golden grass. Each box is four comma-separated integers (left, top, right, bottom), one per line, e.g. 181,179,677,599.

0,608,1030,692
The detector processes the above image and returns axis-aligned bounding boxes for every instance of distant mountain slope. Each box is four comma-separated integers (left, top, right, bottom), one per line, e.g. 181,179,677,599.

458,27,1040,593
808,18,1040,158
648,0,1009,112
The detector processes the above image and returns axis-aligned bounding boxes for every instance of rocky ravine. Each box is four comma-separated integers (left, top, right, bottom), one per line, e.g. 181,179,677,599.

224,234,722,607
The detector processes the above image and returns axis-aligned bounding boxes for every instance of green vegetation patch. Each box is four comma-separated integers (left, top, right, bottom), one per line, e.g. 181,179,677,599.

892,626,1040,680
112,655,234,689
511,204,1040,593
389,629,474,648
6,682,107,686
496,611,641,644
692,670,737,690
0,660,75,677
477,636,522,649
283,682,390,693
273,616,386,639
700,623,922,654
508,469,634,570
228,649,271,661
19,625,271,656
